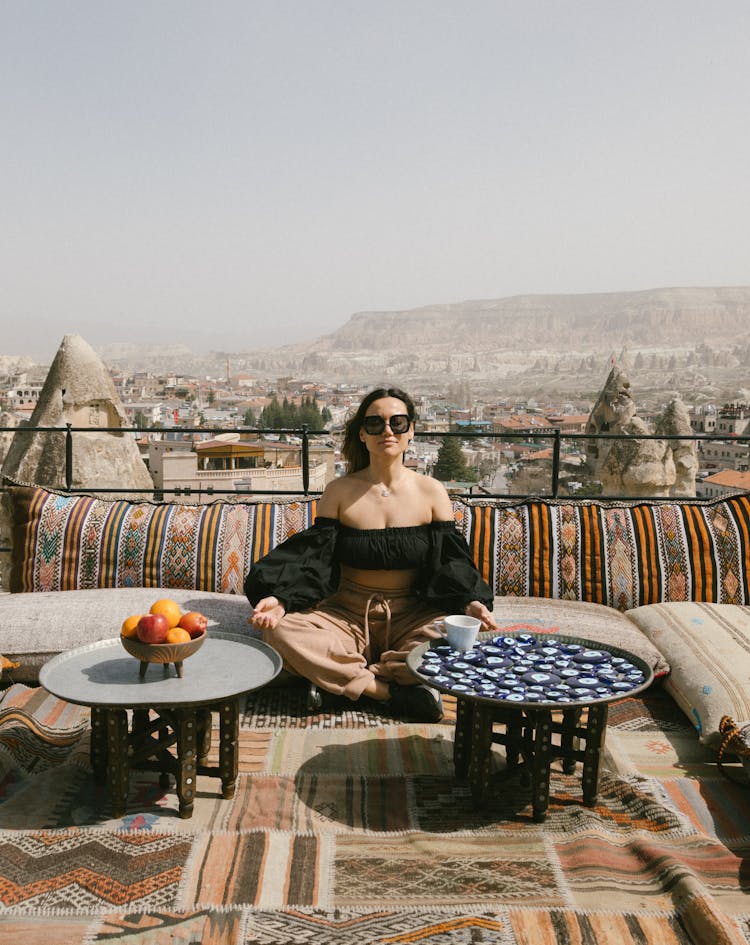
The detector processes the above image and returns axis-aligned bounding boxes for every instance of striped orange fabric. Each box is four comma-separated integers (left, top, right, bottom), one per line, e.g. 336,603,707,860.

681,504,716,601
464,492,750,611
580,503,606,604
7,483,750,609
7,485,316,595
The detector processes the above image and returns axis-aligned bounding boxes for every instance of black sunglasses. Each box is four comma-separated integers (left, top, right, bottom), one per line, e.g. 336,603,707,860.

362,414,411,435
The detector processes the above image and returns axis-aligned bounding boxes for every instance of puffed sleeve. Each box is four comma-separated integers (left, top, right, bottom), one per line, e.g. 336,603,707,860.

416,521,494,612
244,517,340,612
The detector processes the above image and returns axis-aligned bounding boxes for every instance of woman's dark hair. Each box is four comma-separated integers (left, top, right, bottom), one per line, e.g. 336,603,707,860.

342,387,416,473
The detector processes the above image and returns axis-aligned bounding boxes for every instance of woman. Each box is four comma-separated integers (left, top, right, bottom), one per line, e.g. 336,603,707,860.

246,386,497,720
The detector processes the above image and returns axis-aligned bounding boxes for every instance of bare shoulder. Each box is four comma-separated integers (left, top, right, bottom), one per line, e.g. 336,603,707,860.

415,472,454,519
316,474,357,518
318,473,367,518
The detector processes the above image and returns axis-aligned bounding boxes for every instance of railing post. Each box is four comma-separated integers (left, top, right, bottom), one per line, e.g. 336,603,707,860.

551,430,561,497
301,424,310,494
65,423,73,490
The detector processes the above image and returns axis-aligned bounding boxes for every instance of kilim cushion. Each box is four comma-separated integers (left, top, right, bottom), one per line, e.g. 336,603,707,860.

5,482,316,594
456,494,750,611
624,601,750,746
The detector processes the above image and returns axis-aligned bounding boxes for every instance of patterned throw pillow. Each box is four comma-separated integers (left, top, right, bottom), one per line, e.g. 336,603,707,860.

625,601,750,746
6,483,316,594
456,494,750,611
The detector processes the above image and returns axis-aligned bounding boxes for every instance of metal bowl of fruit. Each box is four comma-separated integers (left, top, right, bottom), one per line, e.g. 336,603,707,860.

120,600,209,678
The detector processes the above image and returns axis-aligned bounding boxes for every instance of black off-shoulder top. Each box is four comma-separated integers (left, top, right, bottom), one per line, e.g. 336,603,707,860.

244,516,493,614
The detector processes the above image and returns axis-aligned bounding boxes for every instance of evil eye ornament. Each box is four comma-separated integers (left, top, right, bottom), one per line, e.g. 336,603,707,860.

573,649,609,664
522,671,561,686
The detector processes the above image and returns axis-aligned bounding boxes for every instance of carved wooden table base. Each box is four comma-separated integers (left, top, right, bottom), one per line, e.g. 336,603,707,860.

453,699,608,823
91,699,240,818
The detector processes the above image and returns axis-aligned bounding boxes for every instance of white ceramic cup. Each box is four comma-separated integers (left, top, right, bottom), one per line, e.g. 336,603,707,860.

441,614,481,652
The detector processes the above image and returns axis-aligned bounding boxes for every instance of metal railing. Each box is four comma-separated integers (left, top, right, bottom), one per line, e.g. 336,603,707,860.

1,422,748,502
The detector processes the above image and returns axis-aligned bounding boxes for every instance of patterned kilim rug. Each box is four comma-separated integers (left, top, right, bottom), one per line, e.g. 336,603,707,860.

1,680,750,945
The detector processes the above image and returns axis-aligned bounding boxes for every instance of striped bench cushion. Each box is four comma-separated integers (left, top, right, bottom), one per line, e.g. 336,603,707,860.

456,494,750,611
8,483,750,610
7,484,316,594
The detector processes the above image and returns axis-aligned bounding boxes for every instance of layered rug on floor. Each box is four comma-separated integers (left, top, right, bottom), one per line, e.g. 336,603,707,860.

1,681,750,944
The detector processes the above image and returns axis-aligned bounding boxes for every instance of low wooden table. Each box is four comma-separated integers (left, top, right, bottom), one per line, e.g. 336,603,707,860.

408,632,653,822
40,631,281,818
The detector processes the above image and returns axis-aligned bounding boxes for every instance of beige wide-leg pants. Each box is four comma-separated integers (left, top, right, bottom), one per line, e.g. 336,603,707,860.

261,577,446,700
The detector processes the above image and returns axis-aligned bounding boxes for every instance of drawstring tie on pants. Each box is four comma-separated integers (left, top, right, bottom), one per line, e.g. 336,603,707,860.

363,592,391,662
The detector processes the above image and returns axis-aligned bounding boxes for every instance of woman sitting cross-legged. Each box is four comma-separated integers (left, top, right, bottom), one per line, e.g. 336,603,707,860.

245,385,497,721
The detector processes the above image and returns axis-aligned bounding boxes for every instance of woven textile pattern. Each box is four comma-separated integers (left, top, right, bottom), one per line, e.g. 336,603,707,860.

460,494,750,611
1,681,749,944
8,484,750,608
7,485,316,594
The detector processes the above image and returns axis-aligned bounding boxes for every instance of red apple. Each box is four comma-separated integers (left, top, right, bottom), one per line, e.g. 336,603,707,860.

136,612,170,643
178,611,208,638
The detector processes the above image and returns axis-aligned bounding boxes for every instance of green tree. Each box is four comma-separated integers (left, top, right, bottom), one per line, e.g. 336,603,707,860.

432,437,476,482
243,407,256,427
259,396,284,429
298,395,326,429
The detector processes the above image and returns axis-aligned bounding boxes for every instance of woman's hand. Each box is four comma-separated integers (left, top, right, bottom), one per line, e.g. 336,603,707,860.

465,600,497,631
248,596,286,632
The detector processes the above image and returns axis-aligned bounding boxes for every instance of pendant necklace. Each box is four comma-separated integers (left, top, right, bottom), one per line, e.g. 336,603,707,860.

380,486,390,497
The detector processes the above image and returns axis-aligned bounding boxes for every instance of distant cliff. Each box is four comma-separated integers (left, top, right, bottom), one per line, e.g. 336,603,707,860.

37,285,750,405
309,286,750,354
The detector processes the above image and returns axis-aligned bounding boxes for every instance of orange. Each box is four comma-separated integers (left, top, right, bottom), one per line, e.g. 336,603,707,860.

149,598,182,629
121,614,142,639
165,627,191,644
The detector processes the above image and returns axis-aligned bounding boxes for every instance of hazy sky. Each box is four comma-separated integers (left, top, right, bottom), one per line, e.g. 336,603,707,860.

2,1,749,362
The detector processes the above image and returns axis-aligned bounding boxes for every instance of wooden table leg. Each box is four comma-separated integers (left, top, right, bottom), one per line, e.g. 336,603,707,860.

90,706,108,782
218,699,239,799
106,708,130,818
453,697,473,777
505,711,523,772
561,707,582,775
530,709,553,823
174,709,198,818
468,704,494,807
582,703,608,806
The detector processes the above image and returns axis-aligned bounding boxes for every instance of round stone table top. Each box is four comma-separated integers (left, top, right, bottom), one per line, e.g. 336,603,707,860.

39,631,282,709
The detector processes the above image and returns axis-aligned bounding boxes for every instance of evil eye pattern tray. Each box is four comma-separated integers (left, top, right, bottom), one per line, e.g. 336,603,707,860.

406,632,654,709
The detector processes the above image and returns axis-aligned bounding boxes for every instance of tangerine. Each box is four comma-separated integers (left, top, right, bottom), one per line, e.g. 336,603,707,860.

165,627,191,644
150,598,182,629
121,614,142,639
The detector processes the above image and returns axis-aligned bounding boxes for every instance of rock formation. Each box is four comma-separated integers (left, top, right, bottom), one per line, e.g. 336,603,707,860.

586,365,697,497
1,333,152,491
654,398,699,497
1,335,154,588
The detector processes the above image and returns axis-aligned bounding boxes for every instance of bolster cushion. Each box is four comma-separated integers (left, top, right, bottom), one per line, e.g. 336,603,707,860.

456,494,750,611
6,483,316,594
624,601,750,746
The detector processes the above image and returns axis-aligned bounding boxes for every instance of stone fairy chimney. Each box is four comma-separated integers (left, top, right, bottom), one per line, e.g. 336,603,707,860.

585,364,697,498
1,333,153,491
654,398,698,497
584,364,638,471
